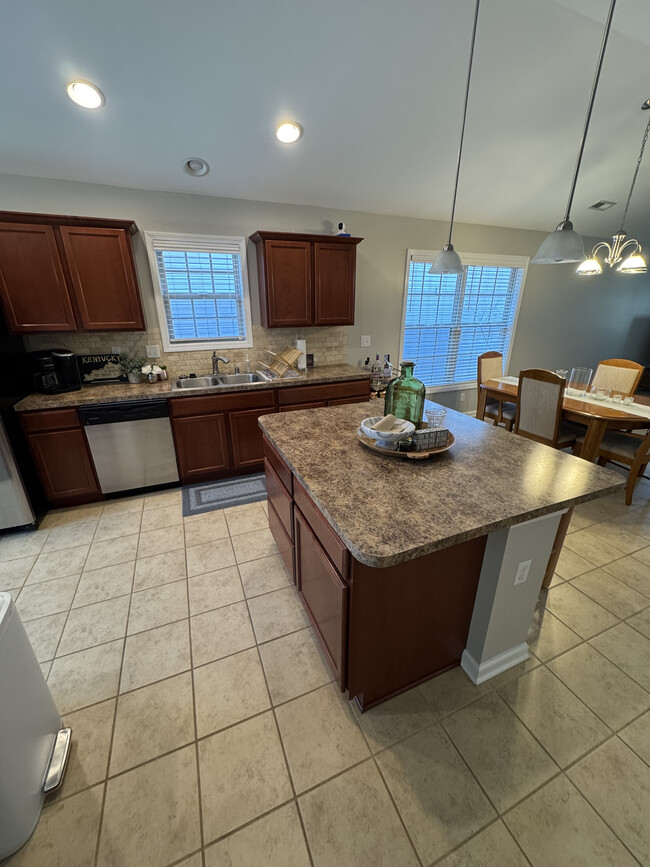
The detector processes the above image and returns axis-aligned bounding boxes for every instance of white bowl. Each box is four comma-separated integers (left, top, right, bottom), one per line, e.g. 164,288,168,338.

360,416,415,443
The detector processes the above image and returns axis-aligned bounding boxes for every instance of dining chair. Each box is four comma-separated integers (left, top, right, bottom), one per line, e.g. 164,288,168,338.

575,429,650,505
477,351,516,431
514,369,584,448
591,358,644,396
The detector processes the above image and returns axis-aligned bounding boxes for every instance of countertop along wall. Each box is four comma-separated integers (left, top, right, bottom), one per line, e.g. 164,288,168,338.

0,173,648,411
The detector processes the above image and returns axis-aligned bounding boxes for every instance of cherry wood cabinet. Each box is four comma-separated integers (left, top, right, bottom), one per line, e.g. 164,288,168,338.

20,409,102,506
251,231,362,328
171,413,230,482
229,407,276,468
0,211,145,333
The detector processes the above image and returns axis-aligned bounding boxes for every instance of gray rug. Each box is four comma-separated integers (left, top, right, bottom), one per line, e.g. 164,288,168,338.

182,473,267,517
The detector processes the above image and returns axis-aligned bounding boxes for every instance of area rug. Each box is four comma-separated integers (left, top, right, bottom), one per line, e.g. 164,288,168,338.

182,473,267,517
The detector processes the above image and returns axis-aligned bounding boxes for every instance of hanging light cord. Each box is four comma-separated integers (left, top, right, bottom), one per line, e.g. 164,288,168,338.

562,0,616,225
618,113,650,233
446,0,480,248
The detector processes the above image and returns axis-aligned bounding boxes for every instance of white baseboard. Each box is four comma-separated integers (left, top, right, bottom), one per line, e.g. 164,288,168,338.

461,644,530,685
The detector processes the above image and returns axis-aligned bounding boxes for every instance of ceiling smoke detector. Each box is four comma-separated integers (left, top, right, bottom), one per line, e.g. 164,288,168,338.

184,158,210,177
588,200,616,211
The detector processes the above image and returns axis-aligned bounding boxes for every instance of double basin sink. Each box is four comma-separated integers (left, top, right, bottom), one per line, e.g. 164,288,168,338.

173,372,265,390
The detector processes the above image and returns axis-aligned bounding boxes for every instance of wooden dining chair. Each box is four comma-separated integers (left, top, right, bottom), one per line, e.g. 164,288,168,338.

477,351,516,430
514,369,584,448
575,429,650,505
591,359,644,396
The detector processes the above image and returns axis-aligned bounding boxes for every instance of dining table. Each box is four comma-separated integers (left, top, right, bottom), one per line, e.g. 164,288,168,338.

478,376,650,462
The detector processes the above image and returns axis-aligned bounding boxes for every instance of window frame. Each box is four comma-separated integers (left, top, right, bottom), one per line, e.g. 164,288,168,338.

399,249,529,393
144,231,254,352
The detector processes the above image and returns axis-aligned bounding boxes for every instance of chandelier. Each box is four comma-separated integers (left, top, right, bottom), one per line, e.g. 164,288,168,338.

577,102,650,276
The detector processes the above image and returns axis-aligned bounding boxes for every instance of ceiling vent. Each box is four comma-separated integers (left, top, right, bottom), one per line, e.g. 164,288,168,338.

588,200,616,211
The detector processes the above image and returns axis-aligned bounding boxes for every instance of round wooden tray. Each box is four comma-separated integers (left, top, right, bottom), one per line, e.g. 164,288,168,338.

356,429,455,460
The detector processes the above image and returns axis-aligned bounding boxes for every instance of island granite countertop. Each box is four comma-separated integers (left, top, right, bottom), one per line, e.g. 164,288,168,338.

259,400,624,567
14,364,370,412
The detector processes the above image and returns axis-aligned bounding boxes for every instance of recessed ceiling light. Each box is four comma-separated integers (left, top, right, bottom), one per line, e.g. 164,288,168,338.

66,80,105,109
184,158,210,177
276,122,303,143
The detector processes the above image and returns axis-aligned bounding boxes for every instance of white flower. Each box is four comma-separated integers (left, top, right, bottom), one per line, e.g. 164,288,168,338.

151,364,163,375
141,364,152,374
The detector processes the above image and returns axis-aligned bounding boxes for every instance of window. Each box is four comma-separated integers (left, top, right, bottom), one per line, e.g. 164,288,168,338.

400,251,528,390
145,232,253,352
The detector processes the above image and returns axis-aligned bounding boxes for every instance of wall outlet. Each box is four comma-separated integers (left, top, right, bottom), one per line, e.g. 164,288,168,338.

514,559,532,586
145,345,161,358
360,335,371,347
111,346,121,355
459,392,466,403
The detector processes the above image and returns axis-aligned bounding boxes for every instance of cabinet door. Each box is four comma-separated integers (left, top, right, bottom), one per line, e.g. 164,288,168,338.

171,413,231,482
0,223,77,332
328,396,371,407
295,507,348,689
59,226,145,330
27,429,101,504
259,239,312,327
279,401,327,412
229,407,276,468
313,241,356,326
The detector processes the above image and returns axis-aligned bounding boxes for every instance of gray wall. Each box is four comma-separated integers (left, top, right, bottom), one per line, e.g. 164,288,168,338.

1,173,648,411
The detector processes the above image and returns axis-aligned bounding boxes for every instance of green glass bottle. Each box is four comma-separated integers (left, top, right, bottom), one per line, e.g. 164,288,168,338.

384,361,426,426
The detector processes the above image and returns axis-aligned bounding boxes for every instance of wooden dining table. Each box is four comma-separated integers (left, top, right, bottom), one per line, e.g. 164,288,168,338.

478,378,650,462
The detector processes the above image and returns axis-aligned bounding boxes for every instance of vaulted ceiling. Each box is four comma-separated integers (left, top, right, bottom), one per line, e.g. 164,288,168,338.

2,0,650,240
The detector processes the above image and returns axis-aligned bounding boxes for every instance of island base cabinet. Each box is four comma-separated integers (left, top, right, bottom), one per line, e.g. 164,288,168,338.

268,499,294,581
347,536,486,710
295,507,348,690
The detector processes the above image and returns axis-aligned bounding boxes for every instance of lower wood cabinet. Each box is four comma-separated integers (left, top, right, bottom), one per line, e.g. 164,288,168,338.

294,507,348,689
229,408,275,468
21,411,101,506
171,412,230,483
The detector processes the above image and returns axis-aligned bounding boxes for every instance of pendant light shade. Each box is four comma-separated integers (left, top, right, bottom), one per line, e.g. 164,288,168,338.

428,0,480,278
532,0,617,265
429,243,463,275
617,252,647,274
531,220,586,264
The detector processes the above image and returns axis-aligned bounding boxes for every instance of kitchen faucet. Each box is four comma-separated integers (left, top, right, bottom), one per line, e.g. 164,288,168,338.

212,352,230,374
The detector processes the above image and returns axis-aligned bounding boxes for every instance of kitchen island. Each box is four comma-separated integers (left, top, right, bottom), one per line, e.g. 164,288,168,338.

260,401,624,710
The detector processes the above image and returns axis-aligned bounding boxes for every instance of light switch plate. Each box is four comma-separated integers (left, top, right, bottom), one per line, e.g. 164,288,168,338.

145,345,161,358
361,335,371,347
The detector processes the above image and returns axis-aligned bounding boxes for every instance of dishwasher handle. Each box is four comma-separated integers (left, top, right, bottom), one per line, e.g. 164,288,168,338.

78,400,170,426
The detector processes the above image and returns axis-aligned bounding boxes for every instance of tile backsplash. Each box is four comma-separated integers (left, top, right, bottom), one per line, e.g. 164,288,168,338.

23,325,347,377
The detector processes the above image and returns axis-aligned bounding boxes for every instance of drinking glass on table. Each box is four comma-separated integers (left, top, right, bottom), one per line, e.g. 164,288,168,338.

567,367,593,397
555,369,568,379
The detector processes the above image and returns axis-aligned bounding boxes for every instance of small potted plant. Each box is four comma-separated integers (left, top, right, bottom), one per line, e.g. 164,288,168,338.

118,351,147,384
158,365,168,381
141,363,163,383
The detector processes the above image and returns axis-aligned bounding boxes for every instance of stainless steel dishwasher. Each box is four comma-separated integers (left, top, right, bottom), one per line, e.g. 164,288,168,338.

78,400,179,494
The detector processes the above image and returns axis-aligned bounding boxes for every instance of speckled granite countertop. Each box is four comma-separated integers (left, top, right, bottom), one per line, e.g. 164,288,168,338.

259,400,624,567
14,364,370,412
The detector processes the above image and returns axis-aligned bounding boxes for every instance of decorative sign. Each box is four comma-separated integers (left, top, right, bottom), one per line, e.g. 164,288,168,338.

79,354,126,384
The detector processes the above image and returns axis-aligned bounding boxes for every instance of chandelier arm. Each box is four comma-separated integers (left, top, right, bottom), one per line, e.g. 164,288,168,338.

619,114,650,231
591,241,613,258
616,237,641,257
562,0,616,223
446,0,480,248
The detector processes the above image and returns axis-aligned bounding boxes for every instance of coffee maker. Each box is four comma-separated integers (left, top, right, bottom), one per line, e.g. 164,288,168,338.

30,349,82,394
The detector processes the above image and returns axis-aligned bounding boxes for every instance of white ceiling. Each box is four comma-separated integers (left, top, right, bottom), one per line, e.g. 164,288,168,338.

1,0,650,239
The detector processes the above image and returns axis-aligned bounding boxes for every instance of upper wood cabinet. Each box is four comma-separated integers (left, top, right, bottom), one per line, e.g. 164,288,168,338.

250,231,362,328
0,211,145,333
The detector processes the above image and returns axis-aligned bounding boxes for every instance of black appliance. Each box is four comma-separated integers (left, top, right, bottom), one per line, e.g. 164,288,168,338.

0,311,47,528
30,349,82,394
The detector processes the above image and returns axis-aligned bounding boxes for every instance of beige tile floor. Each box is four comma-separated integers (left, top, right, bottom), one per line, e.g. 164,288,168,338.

1,476,649,867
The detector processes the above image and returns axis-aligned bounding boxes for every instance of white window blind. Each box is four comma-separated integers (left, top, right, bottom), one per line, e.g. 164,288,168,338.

401,251,528,389
145,232,253,352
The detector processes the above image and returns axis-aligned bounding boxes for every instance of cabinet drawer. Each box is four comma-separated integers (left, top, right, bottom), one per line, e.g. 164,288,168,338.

295,507,348,688
20,408,80,433
264,459,292,539
170,389,275,417
279,402,327,413
268,499,294,582
263,437,292,494
294,479,349,580
277,379,369,406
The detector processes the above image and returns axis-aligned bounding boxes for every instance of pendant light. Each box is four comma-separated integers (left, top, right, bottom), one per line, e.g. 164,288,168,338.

429,0,480,275
532,0,617,265
577,101,650,276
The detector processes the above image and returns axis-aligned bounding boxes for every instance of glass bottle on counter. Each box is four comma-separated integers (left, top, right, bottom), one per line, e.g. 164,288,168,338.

384,361,426,426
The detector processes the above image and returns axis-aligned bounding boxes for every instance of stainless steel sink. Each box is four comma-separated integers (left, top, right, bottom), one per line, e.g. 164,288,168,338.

216,373,264,385
173,372,265,390
174,376,221,389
